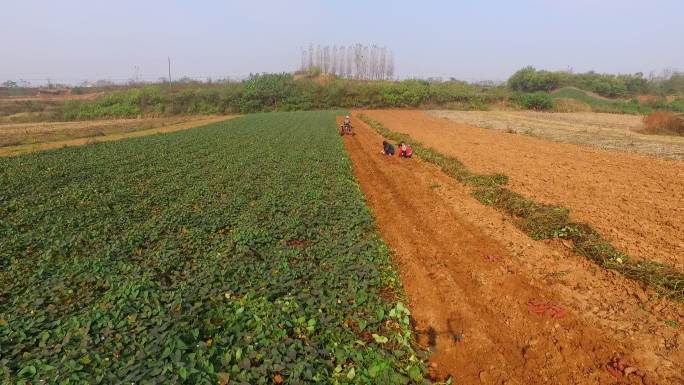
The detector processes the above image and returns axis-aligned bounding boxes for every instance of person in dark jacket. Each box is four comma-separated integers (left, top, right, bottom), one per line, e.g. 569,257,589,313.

382,140,395,156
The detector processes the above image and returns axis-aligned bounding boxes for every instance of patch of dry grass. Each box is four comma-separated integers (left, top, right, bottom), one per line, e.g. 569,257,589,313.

641,111,684,136
0,115,236,157
428,110,684,160
551,98,592,113
0,116,223,148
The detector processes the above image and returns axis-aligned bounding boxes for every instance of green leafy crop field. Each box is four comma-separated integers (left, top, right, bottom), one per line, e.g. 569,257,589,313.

0,111,427,384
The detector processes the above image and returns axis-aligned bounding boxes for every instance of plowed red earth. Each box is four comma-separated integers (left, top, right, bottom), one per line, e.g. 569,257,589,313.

359,110,684,272
340,116,684,384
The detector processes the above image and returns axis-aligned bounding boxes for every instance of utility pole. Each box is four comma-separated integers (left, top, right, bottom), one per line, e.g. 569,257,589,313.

168,57,172,82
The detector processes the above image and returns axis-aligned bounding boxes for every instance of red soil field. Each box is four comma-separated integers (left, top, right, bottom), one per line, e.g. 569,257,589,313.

341,115,683,384
361,110,684,272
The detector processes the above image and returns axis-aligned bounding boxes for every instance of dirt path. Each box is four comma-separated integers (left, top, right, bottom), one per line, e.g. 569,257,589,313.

361,110,684,273
342,116,683,384
0,116,236,157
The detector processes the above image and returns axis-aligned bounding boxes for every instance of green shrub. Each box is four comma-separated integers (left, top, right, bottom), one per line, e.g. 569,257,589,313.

46,71,678,121
508,67,649,97
511,92,554,110
667,98,684,113
61,100,140,120
428,80,476,104
508,67,564,92
48,76,513,120
550,88,650,114
306,66,322,77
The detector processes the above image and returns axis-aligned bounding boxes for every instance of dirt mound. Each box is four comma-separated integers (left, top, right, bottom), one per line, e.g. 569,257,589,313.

341,116,684,384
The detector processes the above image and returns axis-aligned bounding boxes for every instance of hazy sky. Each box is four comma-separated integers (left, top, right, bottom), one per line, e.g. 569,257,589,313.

1,0,683,84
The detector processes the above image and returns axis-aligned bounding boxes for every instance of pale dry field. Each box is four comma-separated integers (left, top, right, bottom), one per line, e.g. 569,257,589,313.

0,116,225,147
428,110,684,160
0,115,235,157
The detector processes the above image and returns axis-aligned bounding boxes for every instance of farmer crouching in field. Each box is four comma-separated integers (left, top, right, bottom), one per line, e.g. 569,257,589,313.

398,142,413,158
382,140,395,156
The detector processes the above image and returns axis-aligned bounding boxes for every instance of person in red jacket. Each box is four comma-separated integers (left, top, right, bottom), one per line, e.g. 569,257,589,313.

398,142,413,158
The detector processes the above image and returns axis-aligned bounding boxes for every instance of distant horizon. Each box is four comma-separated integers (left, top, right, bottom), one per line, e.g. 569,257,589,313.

2,0,683,86
4,65,682,88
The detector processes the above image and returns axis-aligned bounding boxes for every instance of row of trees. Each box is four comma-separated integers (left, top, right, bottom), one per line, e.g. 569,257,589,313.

299,44,394,80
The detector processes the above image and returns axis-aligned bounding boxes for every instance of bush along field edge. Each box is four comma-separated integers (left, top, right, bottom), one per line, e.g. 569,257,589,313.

3,71,683,124
357,114,684,302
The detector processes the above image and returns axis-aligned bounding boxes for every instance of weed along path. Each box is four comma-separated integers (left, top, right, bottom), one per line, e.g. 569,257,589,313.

341,116,684,384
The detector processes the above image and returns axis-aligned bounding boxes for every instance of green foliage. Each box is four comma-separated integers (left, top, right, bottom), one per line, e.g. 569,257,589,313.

575,71,648,97
307,66,322,77
241,73,297,112
550,88,650,114
659,72,684,95
508,67,563,92
15,70,677,121
378,80,430,107
511,92,555,110
4,68,684,121
62,99,141,120
359,114,684,302
41,77,507,121
508,67,649,97
662,98,684,113
0,111,428,384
